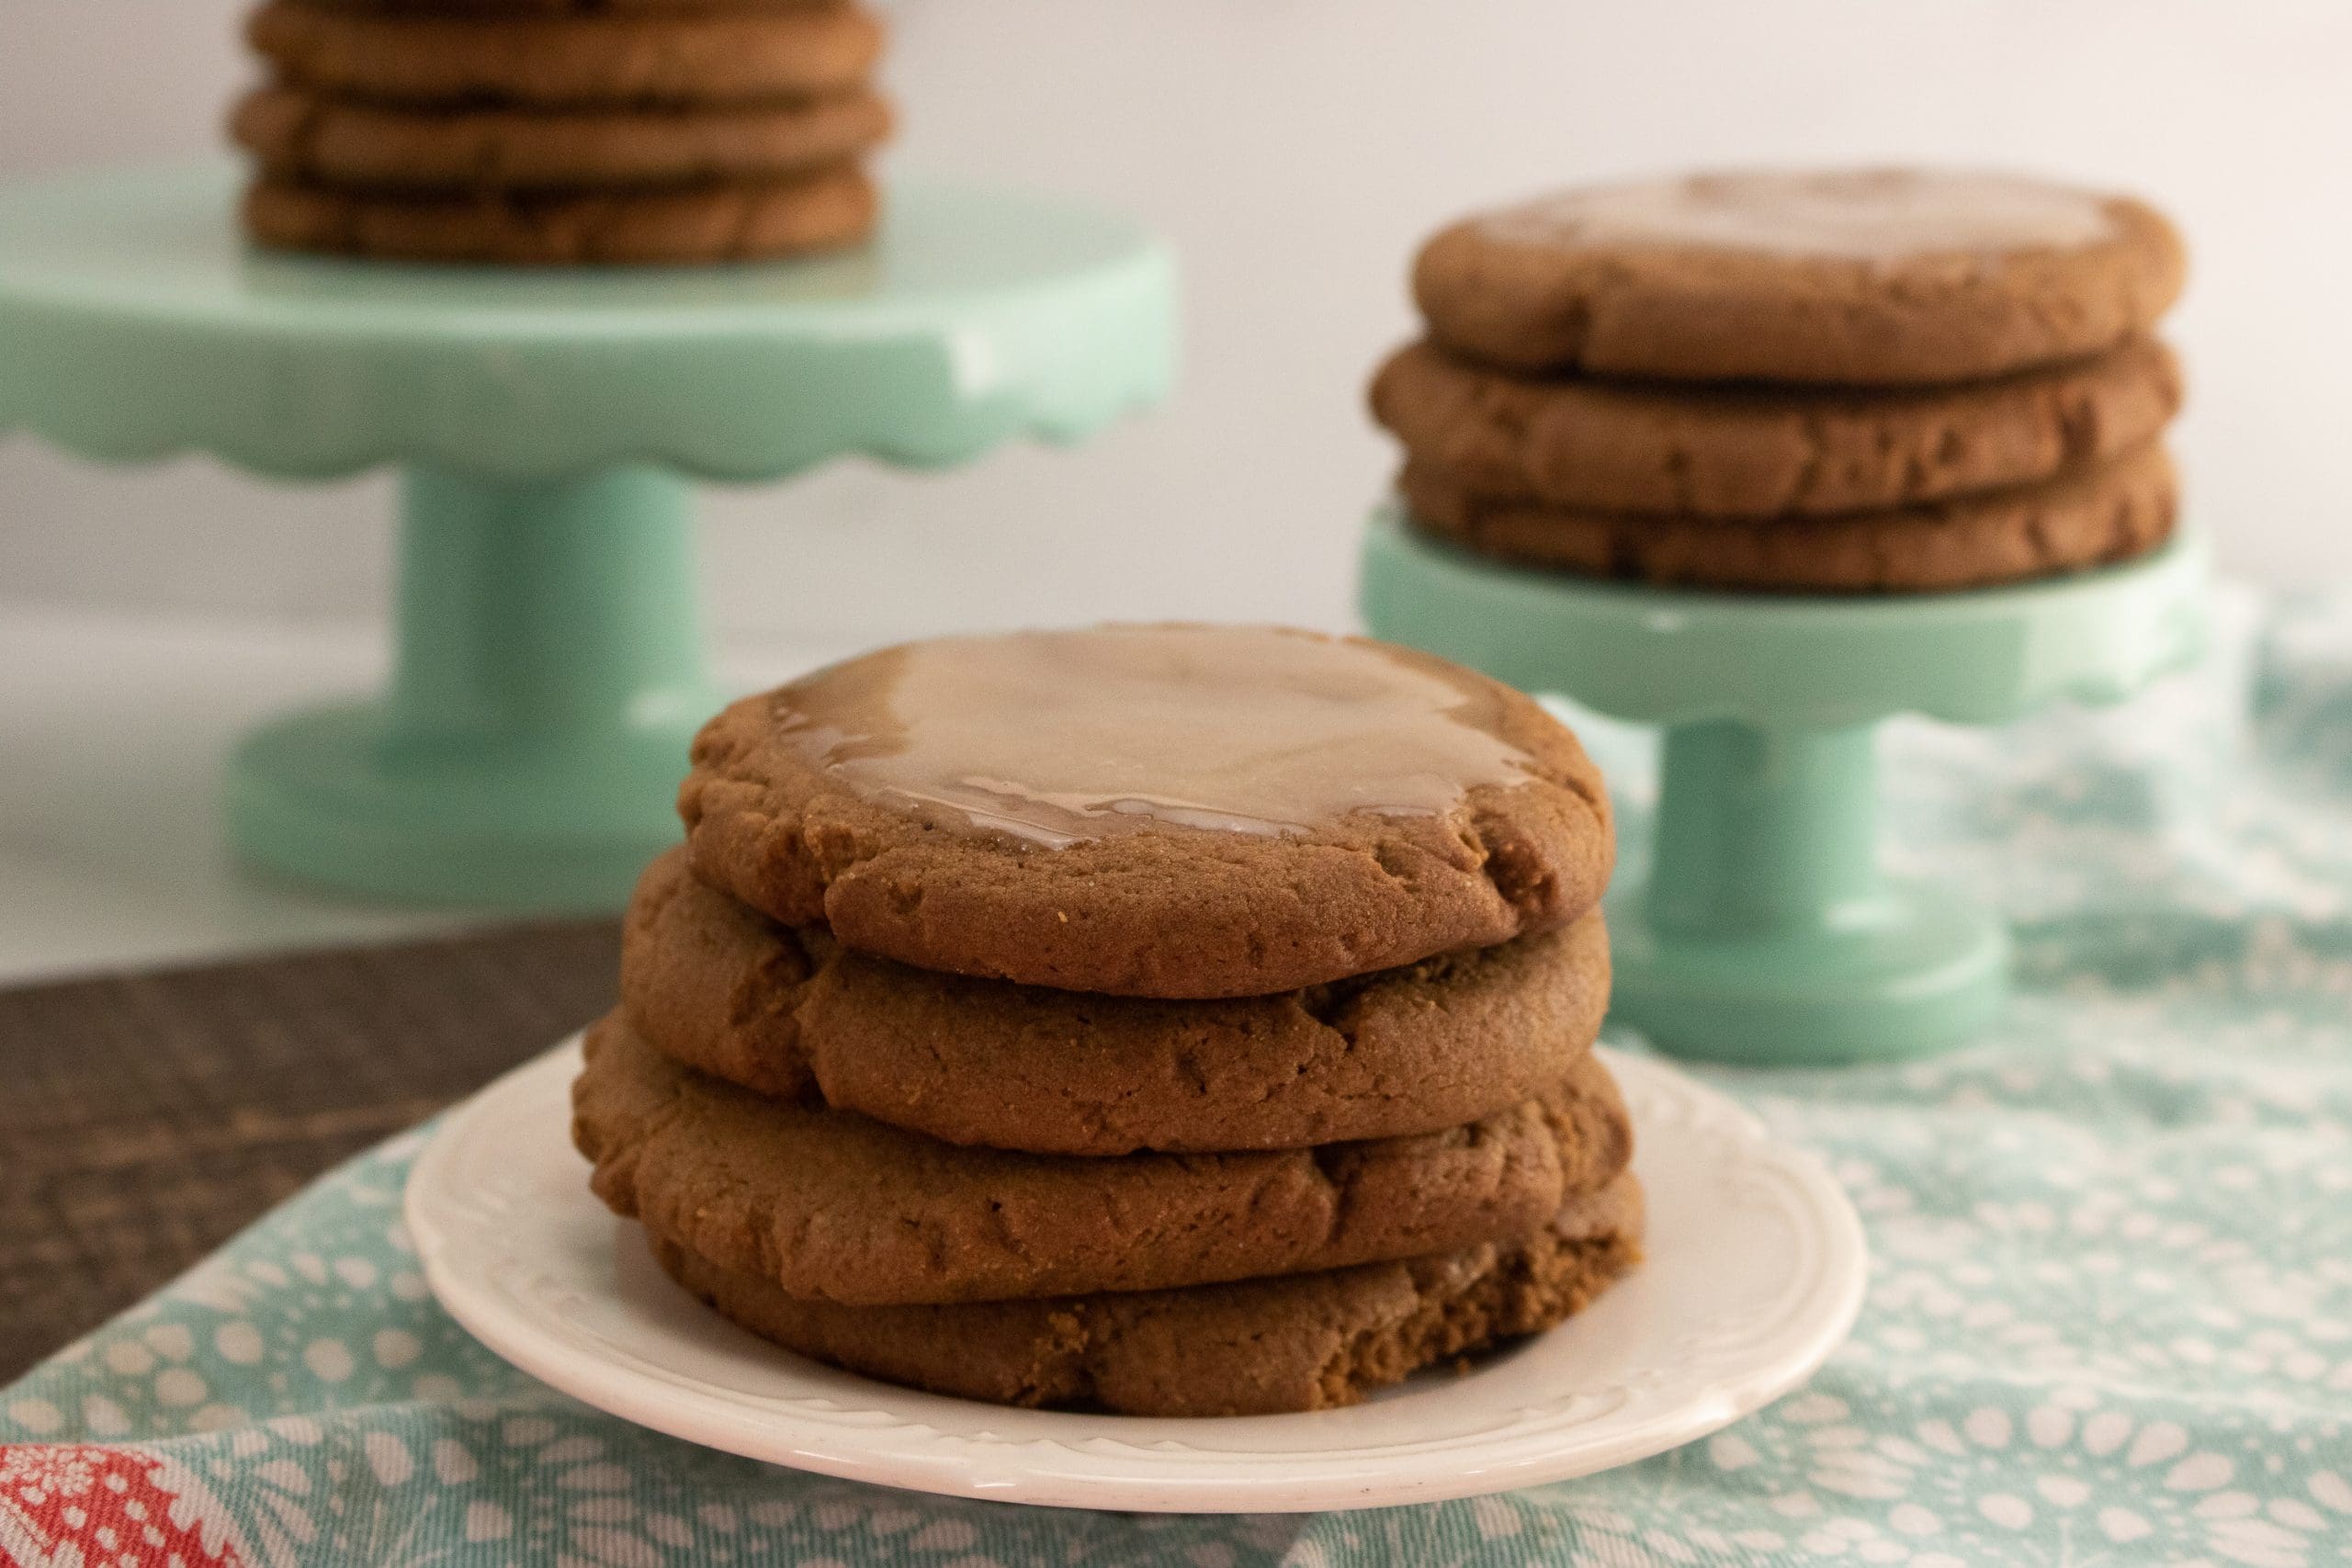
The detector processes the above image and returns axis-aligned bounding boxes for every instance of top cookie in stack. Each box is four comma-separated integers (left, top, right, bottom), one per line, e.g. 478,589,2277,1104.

1374,168,2188,592
232,0,892,265
574,624,1636,1416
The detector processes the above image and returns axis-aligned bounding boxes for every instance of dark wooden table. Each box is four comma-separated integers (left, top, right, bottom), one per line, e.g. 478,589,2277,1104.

0,921,620,1384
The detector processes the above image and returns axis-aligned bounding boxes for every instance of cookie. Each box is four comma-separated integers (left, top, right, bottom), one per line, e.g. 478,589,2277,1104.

679,626,1613,999
243,167,876,264
1371,337,2180,520
233,83,891,192
1413,169,2186,385
651,1174,1643,1416
246,2,886,108
300,0,822,11
1398,441,2177,594
621,848,1610,1155
571,1015,1634,1306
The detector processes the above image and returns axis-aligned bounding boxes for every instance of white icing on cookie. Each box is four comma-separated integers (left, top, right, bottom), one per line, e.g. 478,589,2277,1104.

1478,169,2118,261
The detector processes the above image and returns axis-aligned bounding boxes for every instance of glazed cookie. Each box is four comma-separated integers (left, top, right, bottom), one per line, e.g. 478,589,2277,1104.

572,1016,1634,1306
1371,337,2181,519
233,84,891,192
621,849,1609,1155
243,167,876,264
678,626,1613,998
651,1174,1644,1416
1399,442,2177,594
1413,169,2186,385
246,2,885,108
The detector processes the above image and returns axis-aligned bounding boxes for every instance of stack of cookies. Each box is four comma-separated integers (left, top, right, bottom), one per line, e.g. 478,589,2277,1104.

1374,168,2188,593
573,624,1637,1416
232,0,891,265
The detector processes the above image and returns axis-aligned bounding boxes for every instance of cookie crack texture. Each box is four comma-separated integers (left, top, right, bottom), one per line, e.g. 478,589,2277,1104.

646,1178,1645,1415
1410,175,2184,386
246,3,886,110
1788,409,1830,513
1375,337,2179,524
1304,1141,1356,1251
576,1017,1627,1306
625,852,1611,1156
1400,441,2175,594
2025,510,2060,568
1468,807,1564,920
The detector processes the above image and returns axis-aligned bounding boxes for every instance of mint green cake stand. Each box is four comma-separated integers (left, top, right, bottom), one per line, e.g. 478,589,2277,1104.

0,163,1175,909
1361,506,2205,1065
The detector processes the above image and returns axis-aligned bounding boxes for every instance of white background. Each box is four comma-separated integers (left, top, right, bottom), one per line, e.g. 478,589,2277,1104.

4,0,2349,647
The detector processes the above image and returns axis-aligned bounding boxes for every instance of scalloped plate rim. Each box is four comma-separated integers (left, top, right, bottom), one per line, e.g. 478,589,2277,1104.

0,163,1177,485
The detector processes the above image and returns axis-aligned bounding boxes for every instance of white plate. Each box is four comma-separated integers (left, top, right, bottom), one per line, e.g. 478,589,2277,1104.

406,1038,1865,1514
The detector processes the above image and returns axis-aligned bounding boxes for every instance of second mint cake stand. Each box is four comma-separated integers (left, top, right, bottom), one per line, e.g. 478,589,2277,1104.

0,163,1176,909
1362,506,2204,1065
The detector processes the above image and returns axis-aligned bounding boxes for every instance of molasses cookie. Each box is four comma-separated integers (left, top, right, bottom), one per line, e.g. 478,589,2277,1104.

301,0,820,10
1371,336,2180,519
572,1016,1634,1305
651,1173,1644,1416
1398,441,2177,594
1413,168,2186,385
233,83,892,192
678,626,1613,998
622,848,1610,1154
245,2,885,108
243,166,876,264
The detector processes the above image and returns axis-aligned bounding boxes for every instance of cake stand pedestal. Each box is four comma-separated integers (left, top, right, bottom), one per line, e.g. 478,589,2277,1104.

0,163,1175,908
1361,506,2204,1065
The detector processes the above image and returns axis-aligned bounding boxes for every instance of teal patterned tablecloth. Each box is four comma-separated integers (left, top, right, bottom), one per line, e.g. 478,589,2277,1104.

4,588,2349,1567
